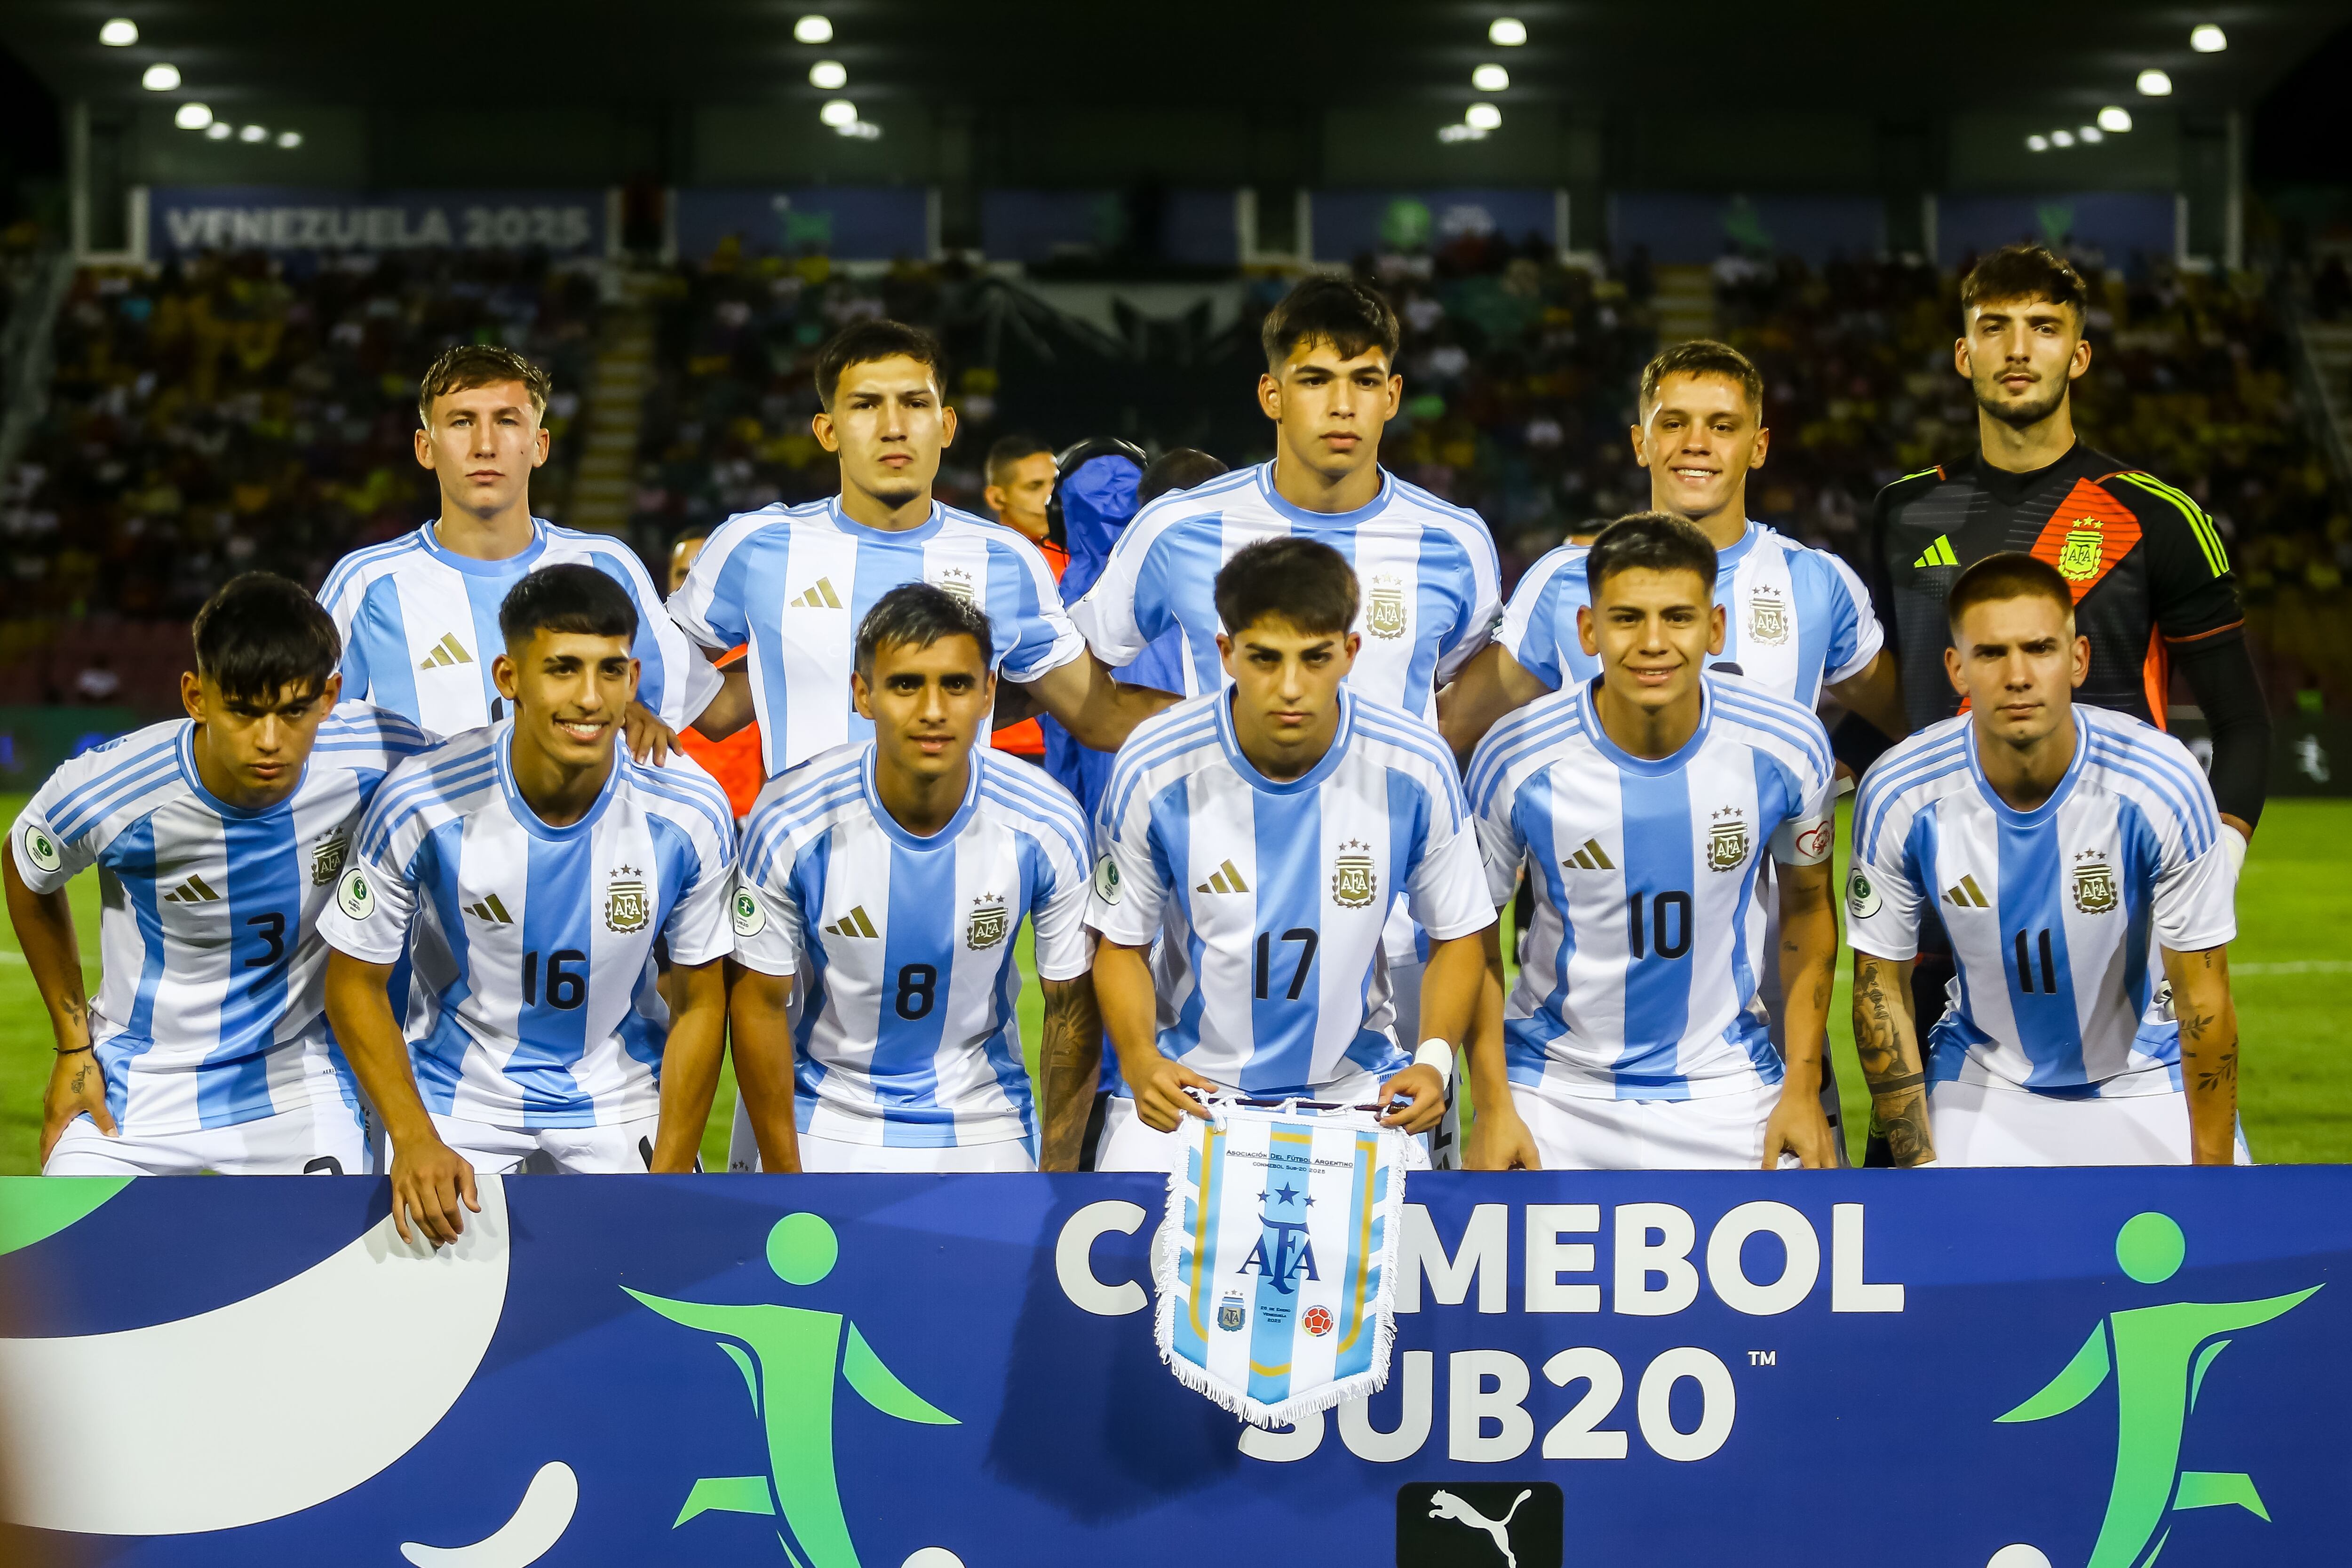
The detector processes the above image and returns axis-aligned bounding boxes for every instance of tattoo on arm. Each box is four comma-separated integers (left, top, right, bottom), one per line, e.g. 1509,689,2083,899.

1852,958,1933,1164
1037,979,1105,1167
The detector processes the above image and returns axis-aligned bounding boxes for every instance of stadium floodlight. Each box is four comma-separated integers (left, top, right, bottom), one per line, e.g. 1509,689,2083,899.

794,15,833,43
809,60,847,89
1465,102,1502,131
204,121,231,140
819,99,858,127
140,63,180,91
1489,17,1526,46
2191,24,2227,53
98,18,138,46
2079,125,2104,143
277,130,302,149
837,120,882,140
1472,64,1510,92
2137,68,2173,96
2098,105,2134,133
2026,134,2050,152
239,124,267,143
2050,129,2075,147
173,102,213,131
1438,122,1489,143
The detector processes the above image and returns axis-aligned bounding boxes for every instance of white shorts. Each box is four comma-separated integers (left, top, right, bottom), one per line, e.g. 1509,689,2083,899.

45,1102,369,1177
1095,1072,1435,1175
1509,1078,1786,1170
428,1113,667,1175
795,1131,1035,1173
1927,1080,2254,1167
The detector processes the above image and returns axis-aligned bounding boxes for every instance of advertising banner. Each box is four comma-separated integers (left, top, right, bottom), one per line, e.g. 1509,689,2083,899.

148,188,608,257
978,190,1238,266
1312,189,1563,261
1936,192,2178,269
0,1170,2344,1567
1608,192,1887,265
673,187,932,263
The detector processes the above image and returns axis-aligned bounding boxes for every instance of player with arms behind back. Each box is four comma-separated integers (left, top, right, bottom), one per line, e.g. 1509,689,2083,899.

729,585,1100,1173
1463,514,1841,1171
1086,538,1499,1172
1848,554,2244,1166
322,566,736,1244
6,574,428,1174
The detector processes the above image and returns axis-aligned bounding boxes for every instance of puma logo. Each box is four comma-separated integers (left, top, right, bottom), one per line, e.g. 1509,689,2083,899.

1428,1488,1531,1567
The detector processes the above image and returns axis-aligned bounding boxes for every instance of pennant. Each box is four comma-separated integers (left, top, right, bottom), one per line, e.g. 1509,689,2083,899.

1153,1099,1409,1429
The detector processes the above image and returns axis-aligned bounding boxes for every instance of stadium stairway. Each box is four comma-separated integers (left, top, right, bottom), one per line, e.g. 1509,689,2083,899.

1652,263,1716,346
566,274,659,536
0,246,74,492
2293,316,2352,491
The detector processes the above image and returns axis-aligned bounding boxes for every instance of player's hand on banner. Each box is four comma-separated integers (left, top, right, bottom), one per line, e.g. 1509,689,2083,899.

391,1138,481,1247
1761,1089,1839,1170
1131,1057,1218,1132
1463,1097,1539,1170
624,700,678,766
1376,1064,1448,1135
39,1048,113,1164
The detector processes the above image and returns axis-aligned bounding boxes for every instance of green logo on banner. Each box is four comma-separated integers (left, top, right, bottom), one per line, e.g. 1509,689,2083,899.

626,1213,960,1566
1996,1212,2320,1568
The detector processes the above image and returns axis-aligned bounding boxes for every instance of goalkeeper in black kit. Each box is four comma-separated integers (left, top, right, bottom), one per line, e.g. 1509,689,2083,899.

1860,243,2270,1161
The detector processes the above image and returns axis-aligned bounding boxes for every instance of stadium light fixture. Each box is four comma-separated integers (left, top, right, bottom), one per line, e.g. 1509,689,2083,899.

2190,24,2227,53
2026,134,2050,152
809,60,847,89
203,121,231,140
2137,68,2173,96
277,130,302,149
2050,129,2075,147
2079,125,2104,143
1489,17,1526,47
1438,122,1489,143
819,99,858,127
140,63,180,91
173,102,213,131
1472,64,1509,92
98,18,138,46
2098,105,2134,133
1465,102,1502,131
794,15,833,44
837,120,882,140
239,124,267,143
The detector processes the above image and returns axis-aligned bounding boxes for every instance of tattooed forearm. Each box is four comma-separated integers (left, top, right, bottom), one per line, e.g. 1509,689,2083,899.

1852,954,1934,1164
1037,976,1104,1171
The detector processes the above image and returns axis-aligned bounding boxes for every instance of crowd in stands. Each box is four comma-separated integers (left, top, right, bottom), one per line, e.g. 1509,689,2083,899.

1,227,2346,716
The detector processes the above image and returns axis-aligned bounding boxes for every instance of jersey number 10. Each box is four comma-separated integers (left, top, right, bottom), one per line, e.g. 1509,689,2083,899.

1627,891,1693,960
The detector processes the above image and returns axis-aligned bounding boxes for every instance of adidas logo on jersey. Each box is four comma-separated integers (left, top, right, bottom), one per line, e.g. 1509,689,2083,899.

465,893,516,925
1913,535,1959,569
790,578,844,610
161,875,222,905
1944,875,1990,908
1196,859,1250,894
1561,838,1615,872
824,905,878,939
417,633,474,669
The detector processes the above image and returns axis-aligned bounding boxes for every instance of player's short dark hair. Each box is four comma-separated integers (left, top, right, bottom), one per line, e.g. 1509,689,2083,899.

1638,339,1763,418
1585,512,1720,600
192,573,341,703
985,433,1051,486
1138,447,1230,507
855,583,995,683
1214,537,1358,638
1960,243,2089,326
1261,276,1399,372
418,343,550,428
815,318,946,410
1946,551,2075,633
671,525,713,549
498,563,639,650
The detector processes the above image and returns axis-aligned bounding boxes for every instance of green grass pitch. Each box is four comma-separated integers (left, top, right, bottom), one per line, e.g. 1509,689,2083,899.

1,794,2344,1172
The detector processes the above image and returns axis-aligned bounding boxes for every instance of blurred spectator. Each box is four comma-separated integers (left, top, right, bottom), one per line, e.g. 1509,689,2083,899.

72,653,118,704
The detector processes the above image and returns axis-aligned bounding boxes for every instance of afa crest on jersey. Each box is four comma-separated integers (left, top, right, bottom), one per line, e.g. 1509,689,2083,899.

1366,575,1409,639
2058,518,2105,581
966,894,1009,950
1331,839,1378,908
605,872,650,934
2072,850,2119,915
310,834,347,887
936,566,977,607
1708,808,1750,872
1748,588,1790,645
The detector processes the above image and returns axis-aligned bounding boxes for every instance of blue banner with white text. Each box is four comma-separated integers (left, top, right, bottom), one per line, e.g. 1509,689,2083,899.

0,1171,2342,1567
148,187,607,256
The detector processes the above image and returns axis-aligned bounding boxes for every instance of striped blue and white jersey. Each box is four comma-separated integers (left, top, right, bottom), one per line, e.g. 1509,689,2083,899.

1847,708,2235,1098
1467,675,1835,1101
734,743,1092,1150
667,497,1085,778
11,705,430,1135
1088,691,1494,1098
317,518,718,739
1070,462,1502,719
1499,522,1882,706
317,724,736,1128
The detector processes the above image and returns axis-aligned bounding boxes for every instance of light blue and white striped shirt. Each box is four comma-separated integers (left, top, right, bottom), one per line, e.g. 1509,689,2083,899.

1847,707,2236,1097
318,724,736,1128
1468,674,1835,1101
318,518,717,738
12,705,430,1135
734,743,1093,1150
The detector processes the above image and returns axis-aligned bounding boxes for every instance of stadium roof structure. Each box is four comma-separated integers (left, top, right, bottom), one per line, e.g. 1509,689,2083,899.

1,0,2345,114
